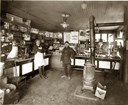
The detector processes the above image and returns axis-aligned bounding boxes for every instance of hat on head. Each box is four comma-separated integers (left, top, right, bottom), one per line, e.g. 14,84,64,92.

99,39,103,42
65,41,69,44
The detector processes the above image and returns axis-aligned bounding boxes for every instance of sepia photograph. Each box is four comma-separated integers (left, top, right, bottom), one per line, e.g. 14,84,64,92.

0,0,128,105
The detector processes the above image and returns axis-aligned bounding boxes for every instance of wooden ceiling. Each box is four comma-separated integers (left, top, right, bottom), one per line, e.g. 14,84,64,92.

1,1,127,32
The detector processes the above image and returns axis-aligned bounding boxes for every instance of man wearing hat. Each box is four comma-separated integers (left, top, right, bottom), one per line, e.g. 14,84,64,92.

60,41,76,79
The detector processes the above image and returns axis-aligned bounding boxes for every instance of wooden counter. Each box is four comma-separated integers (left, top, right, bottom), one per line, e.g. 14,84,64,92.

49,53,121,71
5,54,52,77
71,55,121,71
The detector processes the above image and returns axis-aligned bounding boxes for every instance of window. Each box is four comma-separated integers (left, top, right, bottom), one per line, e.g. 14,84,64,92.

108,34,114,43
95,34,101,42
95,33,114,43
115,39,124,46
102,33,107,42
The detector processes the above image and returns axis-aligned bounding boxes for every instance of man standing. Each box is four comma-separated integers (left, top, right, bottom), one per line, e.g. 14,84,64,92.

60,41,76,79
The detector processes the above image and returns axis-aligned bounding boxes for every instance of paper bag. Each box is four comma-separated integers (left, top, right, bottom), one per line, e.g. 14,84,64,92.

95,82,107,100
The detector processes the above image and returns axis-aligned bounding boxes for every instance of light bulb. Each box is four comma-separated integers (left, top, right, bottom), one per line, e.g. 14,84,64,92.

81,3,87,10
60,22,69,28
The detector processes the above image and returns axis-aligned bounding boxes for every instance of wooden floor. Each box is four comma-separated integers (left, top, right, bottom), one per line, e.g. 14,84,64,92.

18,69,128,105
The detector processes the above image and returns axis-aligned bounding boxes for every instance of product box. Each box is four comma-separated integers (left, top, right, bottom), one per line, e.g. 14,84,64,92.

0,89,5,105
95,82,107,100
6,13,23,23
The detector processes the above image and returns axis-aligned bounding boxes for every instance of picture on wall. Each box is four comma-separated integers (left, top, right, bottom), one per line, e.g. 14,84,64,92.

79,30,88,41
63,31,78,44
63,32,71,43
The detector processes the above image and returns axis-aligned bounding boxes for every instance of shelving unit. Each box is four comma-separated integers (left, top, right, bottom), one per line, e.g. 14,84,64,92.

1,18,31,62
0,14,55,78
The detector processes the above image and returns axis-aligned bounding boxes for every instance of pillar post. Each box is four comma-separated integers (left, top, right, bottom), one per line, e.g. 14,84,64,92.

82,16,95,91
89,16,95,65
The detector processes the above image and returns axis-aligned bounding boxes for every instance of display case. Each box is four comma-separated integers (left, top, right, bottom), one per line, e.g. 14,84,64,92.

5,54,52,77
71,55,121,71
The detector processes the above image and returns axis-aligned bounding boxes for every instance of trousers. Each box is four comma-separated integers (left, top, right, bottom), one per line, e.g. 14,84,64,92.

38,66,47,78
63,63,72,77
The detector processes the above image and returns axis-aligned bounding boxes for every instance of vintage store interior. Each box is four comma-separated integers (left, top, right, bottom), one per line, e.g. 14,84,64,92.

1,1,128,105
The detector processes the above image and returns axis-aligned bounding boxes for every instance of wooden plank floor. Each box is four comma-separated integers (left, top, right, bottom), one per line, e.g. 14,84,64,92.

18,69,128,105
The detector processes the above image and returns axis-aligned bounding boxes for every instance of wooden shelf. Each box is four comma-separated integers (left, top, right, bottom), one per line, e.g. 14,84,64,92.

2,18,28,28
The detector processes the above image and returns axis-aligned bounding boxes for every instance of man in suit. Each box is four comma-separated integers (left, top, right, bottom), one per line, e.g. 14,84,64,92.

60,41,76,79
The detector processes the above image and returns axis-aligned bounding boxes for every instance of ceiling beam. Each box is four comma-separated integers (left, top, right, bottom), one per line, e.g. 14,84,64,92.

5,5,61,31
96,22,124,27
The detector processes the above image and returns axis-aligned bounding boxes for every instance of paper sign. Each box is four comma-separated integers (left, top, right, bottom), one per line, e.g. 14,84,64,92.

70,31,79,43
64,31,78,43
64,32,71,43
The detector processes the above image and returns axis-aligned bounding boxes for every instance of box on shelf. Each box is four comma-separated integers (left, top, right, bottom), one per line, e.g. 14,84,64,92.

6,13,23,23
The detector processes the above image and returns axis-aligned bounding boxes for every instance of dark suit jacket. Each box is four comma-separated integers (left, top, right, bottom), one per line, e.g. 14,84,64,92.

60,46,76,64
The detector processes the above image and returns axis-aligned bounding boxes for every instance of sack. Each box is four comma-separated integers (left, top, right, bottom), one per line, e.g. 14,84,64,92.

95,82,107,100
0,89,5,105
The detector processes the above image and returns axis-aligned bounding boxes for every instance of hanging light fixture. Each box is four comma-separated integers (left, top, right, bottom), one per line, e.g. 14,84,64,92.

81,2,87,10
60,13,70,28
60,22,69,28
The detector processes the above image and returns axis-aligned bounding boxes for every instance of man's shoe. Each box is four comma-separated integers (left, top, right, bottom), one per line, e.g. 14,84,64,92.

44,76,48,79
61,75,67,78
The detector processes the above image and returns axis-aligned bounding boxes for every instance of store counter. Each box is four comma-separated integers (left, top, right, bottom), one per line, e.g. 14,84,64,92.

71,55,121,71
4,54,52,77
